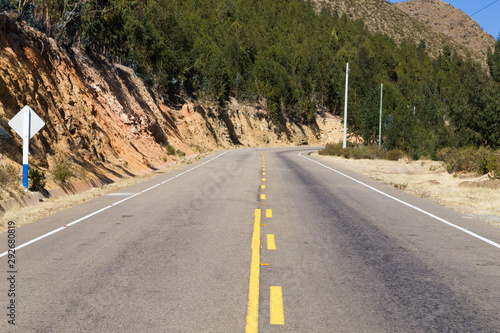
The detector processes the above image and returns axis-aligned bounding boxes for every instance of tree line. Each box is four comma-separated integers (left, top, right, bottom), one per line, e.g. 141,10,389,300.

2,0,500,158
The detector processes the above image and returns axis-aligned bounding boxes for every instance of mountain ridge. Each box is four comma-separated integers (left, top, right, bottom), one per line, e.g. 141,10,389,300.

394,0,495,62
314,0,495,67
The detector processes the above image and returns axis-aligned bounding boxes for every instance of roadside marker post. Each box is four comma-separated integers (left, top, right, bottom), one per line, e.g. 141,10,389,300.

8,105,45,190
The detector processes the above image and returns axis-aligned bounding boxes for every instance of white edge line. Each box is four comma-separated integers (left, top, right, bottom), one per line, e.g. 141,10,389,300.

0,151,228,258
299,152,500,250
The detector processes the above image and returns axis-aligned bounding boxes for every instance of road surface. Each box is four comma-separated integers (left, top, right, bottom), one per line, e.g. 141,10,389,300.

1,147,500,332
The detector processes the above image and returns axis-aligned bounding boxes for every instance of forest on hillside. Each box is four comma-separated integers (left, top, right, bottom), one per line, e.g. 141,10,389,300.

2,0,500,159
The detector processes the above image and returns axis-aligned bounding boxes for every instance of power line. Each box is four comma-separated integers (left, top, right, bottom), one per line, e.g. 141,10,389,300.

470,0,499,16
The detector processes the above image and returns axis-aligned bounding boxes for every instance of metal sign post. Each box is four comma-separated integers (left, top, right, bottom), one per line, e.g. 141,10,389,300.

8,105,45,190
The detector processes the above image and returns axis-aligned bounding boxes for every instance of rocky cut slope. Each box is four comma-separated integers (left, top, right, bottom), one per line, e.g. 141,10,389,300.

0,13,184,183
0,13,340,198
314,0,495,67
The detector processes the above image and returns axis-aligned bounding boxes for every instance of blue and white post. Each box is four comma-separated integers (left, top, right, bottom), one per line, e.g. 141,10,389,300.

22,106,30,189
8,105,45,191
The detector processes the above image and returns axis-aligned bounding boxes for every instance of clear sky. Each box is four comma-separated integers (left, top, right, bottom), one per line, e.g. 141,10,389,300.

388,0,500,39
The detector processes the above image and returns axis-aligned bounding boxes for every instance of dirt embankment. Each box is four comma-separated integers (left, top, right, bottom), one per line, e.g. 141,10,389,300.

0,13,341,203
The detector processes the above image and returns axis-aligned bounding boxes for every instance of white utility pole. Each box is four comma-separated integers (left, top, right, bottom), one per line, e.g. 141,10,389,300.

379,83,383,149
343,63,349,149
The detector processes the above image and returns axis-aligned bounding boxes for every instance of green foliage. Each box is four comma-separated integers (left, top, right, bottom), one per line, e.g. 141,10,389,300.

488,37,500,82
28,169,46,191
52,159,73,185
175,149,186,157
163,143,176,156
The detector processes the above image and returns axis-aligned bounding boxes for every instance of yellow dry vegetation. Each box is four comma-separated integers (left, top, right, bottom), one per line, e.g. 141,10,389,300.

314,153,500,228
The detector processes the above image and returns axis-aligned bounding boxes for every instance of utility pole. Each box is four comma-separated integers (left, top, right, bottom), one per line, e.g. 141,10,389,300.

343,63,349,149
379,83,383,149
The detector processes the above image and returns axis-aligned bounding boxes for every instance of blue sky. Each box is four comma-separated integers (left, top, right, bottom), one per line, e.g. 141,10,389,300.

388,0,500,39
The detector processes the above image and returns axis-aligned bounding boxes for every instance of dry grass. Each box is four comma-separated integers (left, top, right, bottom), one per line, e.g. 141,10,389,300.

0,156,206,233
313,153,500,228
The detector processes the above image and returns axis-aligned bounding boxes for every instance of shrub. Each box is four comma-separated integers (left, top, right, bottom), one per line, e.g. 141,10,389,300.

437,146,500,176
176,149,186,157
486,151,500,178
319,143,344,156
438,146,478,173
28,169,46,191
52,159,72,185
164,143,176,155
387,149,404,161
320,143,389,160
0,162,17,187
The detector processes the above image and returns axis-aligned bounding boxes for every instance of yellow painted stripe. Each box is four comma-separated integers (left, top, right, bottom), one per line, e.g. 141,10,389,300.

270,286,284,325
261,185,265,189
245,209,261,333
260,194,266,200
262,172,266,176
261,263,269,266
262,178,266,182
267,234,276,250
266,209,272,218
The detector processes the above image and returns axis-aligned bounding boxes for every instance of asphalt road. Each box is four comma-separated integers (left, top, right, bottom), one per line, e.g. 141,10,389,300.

1,147,500,332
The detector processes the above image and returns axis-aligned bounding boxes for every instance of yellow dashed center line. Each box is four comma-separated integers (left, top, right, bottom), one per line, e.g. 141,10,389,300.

270,286,285,325
267,234,276,250
250,153,285,330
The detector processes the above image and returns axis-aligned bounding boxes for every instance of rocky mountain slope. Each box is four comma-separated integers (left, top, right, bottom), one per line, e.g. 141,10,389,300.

0,13,340,200
394,0,496,62
314,0,495,67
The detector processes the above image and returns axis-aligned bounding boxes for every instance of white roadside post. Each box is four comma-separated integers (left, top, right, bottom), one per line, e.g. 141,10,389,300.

8,105,45,190
343,62,349,149
379,83,383,149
